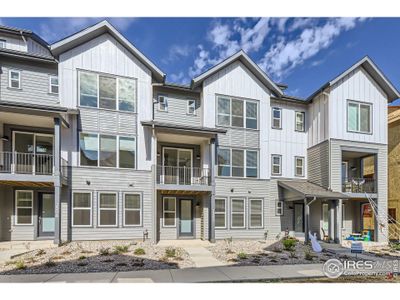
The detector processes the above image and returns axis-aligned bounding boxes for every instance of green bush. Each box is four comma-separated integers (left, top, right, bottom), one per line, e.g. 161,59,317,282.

45,260,56,267
390,243,400,251
282,238,297,251
113,245,129,254
237,252,248,260
304,250,313,261
165,247,176,258
134,248,146,255
78,255,86,260
15,261,26,270
99,247,110,256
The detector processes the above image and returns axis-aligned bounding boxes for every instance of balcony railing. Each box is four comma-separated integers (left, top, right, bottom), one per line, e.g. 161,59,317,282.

0,151,54,175
342,177,376,193
157,165,211,186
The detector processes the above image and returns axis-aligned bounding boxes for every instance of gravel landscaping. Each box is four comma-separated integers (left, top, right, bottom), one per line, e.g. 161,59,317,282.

0,240,195,275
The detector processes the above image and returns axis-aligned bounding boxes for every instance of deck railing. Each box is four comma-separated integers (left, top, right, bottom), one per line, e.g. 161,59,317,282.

0,151,54,175
157,165,211,186
342,177,376,193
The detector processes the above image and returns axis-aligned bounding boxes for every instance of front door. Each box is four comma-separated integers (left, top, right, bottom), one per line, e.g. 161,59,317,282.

179,199,193,237
294,203,304,232
38,193,55,237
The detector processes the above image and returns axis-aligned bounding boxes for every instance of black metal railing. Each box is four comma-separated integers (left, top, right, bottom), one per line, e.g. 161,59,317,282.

342,177,376,193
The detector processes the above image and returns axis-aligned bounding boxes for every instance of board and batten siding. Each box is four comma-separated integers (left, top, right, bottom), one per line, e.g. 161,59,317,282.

307,140,329,188
308,93,329,148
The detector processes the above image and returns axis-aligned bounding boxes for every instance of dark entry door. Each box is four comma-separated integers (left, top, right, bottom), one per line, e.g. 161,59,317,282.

38,193,55,237
179,199,193,237
294,203,304,232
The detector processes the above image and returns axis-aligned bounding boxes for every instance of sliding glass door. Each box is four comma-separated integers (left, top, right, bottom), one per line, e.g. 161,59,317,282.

162,148,193,185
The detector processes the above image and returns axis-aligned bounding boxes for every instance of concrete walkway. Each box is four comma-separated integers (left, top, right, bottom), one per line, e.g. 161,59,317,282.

0,263,325,283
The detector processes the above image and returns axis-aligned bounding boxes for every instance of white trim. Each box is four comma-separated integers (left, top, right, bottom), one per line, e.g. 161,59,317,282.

295,111,305,132
272,107,282,129
9,69,21,89
162,196,176,227
48,75,59,94
215,198,227,229
123,192,142,227
217,147,259,178
295,156,305,177
97,191,118,227
249,198,264,229
71,191,93,227
187,99,196,115
271,154,282,176
275,200,284,216
15,190,33,226
347,100,373,134
0,39,6,48
158,94,168,112
230,197,246,229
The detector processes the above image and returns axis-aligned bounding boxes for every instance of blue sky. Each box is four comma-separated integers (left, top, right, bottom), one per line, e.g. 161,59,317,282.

1,17,400,102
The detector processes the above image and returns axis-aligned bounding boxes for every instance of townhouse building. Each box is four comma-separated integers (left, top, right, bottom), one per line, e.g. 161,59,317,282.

0,21,397,245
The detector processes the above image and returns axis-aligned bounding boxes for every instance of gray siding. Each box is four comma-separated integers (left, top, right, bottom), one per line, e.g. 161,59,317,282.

218,128,260,149
307,140,329,188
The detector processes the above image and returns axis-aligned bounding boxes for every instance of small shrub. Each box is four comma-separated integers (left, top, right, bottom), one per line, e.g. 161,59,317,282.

390,243,400,251
133,248,146,255
78,255,86,260
165,247,176,258
45,260,56,267
282,238,297,251
99,247,110,256
304,250,313,261
237,252,248,260
36,249,46,256
114,245,129,254
77,262,88,267
15,261,26,270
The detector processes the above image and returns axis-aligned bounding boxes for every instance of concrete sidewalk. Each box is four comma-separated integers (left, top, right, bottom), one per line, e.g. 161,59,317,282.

0,263,325,283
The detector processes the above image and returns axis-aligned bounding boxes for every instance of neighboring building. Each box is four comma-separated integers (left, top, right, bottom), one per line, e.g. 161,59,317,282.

0,21,398,245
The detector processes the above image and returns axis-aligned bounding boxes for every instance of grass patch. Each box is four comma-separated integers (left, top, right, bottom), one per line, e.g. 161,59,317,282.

165,247,176,258
237,252,248,260
15,261,26,270
113,245,129,254
133,248,146,255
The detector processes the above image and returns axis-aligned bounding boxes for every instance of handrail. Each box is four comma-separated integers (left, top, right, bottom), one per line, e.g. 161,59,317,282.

342,177,376,193
156,165,211,186
0,151,54,175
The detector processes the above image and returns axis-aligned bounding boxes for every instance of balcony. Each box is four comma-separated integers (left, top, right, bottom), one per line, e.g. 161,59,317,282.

156,166,211,186
342,177,376,193
0,151,54,175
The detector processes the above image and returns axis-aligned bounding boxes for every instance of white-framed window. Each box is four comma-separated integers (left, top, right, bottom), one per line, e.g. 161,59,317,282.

216,96,258,129
215,198,227,229
232,149,244,177
119,136,136,169
118,77,136,112
246,150,258,178
272,107,282,129
0,39,6,48
99,75,117,110
49,75,59,94
158,95,168,112
99,135,117,167
271,154,282,176
276,200,284,216
163,197,176,227
347,100,372,134
123,193,141,226
295,156,305,177
72,192,92,227
295,111,305,132
249,199,263,228
9,69,21,89
231,198,245,228
15,190,33,225
187,99,196,115
217,148,259,178
98,192,118,227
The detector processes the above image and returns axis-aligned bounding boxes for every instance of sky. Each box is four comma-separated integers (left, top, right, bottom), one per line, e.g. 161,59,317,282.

1,17,400,103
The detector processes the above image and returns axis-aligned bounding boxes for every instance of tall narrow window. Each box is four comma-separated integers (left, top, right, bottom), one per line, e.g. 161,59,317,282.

9,70,21,89
49,75,59,94
79,133,98,166
118,78,136,112
187,99,196,115
246,150,258,178
217,148,231,176
124,193,141,226
275,200,284,216
232,149,244,177
295,156,305,177
215,198,226,228
72,192,92,227
271,154,282,176
98,192,117,227
295,111,305,132
231,99,244,127
119,137,136,169
0,39,6,48
217,97,230,126
15,190,33,225
249,199,263,228
347,100,372,133
99,135,117,167
79,72,98,107
99,75,117,110
231,198,245,228
158,95,168,111
272,107,282,129
163,197,176,227
246,101,258,129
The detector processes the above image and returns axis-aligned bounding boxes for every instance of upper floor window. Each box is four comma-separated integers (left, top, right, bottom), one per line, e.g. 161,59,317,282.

0,39,6,48
295,111,305,132
217,148,258,178
217,96,258,129
187,99,196,115
272,107,282,129
79,71,136,112
49,75,59,94
158,95,168,112
295,156,305,177
9,70,21,89
271,154,282,176
347,100,372,134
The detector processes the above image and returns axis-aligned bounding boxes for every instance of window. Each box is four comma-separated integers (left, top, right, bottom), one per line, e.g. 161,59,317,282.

187,99,196,115
119,137,136,169
217,148,231,176
231,198,245,228
98,192,117,227
295,156,305,177
80,133,98,166
388,208,397,224
99,135,117,167
118,78,136,112
347,100,372,133
275,200,284,216
218,148,259,178
232,149,244,177
99,75,116,110
271,155,282,176
272,107,282,129
15,190,33,225
49,75,59,94
0,39,6,48
246,150,258,178
217,96,258,129
124,193,141,226
72,192,92,227
215,198,226,228
295,111,305,132
79,72,98,107
163,197,176,227
158,95,168,111
9,70,21,89
249,199,263,228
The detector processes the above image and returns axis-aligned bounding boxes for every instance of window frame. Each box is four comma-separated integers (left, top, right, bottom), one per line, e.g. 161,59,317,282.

118,136,137,169
271,154,282,176
295,111,305,132
48,75,59,94
272,107,282,129
187,99,196,115
99,74,117,110
216,95,258,130
217,148,259,178
162,197,176,227
158,94,168,112
249,198,263,229
388,208,397,224
15,190,33,226
0,39,6,48
246,150,258,178
275,200,284,216
123,192,142,227
215,198,227,229
347,100,373,134
97,191,118,227
295,156,305,177
71,191,93,227
9,69,21,89
230,198,246,229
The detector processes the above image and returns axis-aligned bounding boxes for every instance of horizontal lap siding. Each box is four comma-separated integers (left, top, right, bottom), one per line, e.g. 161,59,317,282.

307,141,329,188
218,129,260,149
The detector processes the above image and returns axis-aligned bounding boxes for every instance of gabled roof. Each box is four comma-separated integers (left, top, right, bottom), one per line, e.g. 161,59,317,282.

50,20,165,82
191,50,284,97
0,24,50,51
307,56,400,102
278,180,347,200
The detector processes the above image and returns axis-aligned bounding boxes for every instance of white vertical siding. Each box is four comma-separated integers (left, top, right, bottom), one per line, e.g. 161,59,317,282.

308,93,329,148
0,34,27,52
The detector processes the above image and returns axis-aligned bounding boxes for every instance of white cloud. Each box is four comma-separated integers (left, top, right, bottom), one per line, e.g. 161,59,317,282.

169,71,190,84
238,17,271,52
188,45,216,77
288,18,315,32
162,44,191,64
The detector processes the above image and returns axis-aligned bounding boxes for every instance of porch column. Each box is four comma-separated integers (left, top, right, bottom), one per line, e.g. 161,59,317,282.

209,138,216,243
335,199,343,243
328,200,335,241
151,127,157,243
304,198,310,242
54,117,61,245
